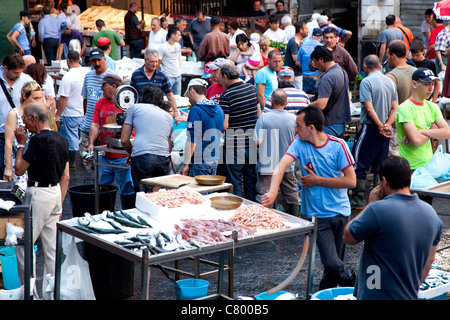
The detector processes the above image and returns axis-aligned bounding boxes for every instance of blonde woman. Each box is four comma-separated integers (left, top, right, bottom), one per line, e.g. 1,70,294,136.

259,34,277,66
3,81,43,189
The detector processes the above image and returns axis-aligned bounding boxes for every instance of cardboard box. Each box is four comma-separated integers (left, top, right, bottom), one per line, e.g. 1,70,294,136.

0,213,24,239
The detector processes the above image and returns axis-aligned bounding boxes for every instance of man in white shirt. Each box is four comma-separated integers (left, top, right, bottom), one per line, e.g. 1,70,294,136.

143,17,168,54
263,14,287,44
158,27,182,95
55,50,89,169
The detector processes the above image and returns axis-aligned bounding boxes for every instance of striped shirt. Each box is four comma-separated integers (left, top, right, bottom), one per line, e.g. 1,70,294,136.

130,66,172,103
219,81,258,146
264,86,310,114
79,68,116,133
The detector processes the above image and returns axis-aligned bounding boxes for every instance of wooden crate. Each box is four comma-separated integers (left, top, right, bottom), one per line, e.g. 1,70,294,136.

0,213,24,240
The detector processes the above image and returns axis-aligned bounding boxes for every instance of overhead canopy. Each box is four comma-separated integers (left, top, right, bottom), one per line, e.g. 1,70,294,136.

434,0,450,20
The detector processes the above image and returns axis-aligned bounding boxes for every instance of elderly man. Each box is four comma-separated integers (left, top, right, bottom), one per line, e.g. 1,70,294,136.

218,64,259,201
206,58,232,103
264,66,309,114
197,16,230,62
255,50,282,109
131,49,178,115
261,106,356,290
14,101,70,299
254,89,299,216
144,17,168,54
87,74,135,209
79,48,116,169
174,18,194,57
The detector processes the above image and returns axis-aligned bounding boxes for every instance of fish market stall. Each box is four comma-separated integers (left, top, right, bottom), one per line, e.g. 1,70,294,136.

54,189,317,300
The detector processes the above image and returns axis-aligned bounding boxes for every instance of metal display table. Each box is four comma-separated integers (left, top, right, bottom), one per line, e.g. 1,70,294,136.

0,192,33,300
411,180,450,200
53,196,317,300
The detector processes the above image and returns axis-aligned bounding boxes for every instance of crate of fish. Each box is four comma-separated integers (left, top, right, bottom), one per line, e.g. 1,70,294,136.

135,186,208,222
418,267,450,300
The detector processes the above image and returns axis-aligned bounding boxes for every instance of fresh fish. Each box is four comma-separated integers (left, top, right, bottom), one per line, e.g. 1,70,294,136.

156,232,166,248
74,225,97,234
137,216,153,228
87,220,128,234
163,242,181,252
120,209,141,224
77,217,90,227
189,238,201,248
112,215,147,228
114,239,135,245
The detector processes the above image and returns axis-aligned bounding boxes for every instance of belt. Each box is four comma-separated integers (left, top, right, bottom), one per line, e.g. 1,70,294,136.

303,75,317,79
28,180,58,188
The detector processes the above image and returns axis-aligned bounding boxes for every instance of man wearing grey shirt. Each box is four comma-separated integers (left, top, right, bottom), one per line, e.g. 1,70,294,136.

378,14,404,72
121,85,174,193
254,89,299,216
349,55,398,209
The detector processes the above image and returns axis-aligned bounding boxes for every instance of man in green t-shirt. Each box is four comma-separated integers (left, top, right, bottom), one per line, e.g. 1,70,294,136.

92,19,126,61
395,68,450,170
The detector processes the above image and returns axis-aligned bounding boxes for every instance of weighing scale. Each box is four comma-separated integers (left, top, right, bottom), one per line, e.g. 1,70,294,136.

103,85,138,149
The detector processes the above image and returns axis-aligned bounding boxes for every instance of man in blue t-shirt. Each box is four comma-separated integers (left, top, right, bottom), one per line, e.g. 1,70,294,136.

255,50,282,109
9,11,35,55
297,28,323,94
181,78,224,176
344,156,443,300
262,106,357,289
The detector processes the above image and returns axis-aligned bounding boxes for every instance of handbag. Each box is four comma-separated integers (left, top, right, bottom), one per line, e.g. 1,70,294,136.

0,79,16,109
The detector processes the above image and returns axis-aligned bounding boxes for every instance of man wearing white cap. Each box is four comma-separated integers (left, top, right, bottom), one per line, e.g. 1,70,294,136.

181,79,224,176
206,58,232,104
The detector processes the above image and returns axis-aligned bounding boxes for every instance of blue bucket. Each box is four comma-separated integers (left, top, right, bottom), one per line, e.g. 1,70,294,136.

0,245,37,290
254,291,297,300
311,287,355,300
174,278,209,300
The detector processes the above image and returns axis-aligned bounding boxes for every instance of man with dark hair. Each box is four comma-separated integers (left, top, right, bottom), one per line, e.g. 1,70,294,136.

9,11,35,56
421,9,434,47
92,19,126,61
197,16,230,62
349,54,398,209
189,10,212,56
378,14,404,71
247,0,266,17
124,2,145,58
344,155,443,300
284,21,308,89
14,101,70,299
218,64,259,201
174,18,194,56
0,53,32,176
262,106,356,290
181,78,224,176
263,14,287,44
309,45,351,138
426,14,445,72
57,23,86,61
158,27,182,95
38,6,61,65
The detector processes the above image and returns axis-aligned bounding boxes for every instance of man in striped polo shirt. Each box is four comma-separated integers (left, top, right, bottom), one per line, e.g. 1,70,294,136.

79,48,116,169
218,64,259,201
262,106,357,290
264,66,310,114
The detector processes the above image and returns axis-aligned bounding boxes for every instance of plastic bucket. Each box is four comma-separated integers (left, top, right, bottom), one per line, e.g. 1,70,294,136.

311,287,355,300
68,184,117,217
254,291,297,300
174,278,209,300
0,246,37,290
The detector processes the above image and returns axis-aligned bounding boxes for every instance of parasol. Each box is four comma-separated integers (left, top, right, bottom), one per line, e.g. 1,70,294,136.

434,0,450,20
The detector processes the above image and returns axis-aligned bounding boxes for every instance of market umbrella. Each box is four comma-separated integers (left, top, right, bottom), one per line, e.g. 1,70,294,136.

434,0,450,20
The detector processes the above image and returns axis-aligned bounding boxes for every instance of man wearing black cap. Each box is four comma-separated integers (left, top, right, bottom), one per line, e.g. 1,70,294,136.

87,74,135,208
396,68,450,172
197,16,230,62
8,11,35,56
79,48,117,169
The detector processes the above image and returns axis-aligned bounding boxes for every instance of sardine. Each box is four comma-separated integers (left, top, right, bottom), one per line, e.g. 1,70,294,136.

120,209,141,224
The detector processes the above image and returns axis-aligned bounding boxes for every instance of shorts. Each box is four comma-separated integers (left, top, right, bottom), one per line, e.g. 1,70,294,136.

248,60,260,67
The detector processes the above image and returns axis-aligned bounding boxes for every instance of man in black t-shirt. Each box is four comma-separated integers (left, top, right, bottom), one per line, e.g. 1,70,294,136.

14,101,69,299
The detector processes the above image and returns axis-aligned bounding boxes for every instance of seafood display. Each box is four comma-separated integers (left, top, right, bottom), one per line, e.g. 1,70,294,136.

230,205,289,230
143,187,205,208
174,219,257,246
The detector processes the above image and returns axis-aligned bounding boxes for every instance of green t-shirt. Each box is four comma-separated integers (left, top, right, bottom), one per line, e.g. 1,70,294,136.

395,98,443,169
92,30,123,61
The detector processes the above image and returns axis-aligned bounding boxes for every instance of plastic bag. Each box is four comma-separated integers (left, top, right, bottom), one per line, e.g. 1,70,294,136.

5,223,24,247
59,237,96,300
411,167,439,189
424,145,450,178
187,52,197,62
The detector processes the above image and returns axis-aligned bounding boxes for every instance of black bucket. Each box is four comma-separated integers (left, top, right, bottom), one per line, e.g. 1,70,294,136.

68,184,117,217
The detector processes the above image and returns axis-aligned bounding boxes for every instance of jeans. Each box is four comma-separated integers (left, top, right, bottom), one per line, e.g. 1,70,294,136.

188,161,218,177
167,75,182,96
98,156,135,196
302,76,317,94
43,38,60,65
223,145,257,201
127,39,145,58
131,153,171,193
323,123,346,139
59,116,83,151
0,133,4,178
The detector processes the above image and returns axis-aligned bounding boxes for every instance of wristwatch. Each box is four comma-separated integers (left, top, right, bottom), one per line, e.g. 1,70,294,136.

17,144,25,149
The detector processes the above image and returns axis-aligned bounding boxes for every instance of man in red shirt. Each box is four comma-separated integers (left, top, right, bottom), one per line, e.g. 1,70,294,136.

87,74,135,208
206,58,232,103
426,15,445,61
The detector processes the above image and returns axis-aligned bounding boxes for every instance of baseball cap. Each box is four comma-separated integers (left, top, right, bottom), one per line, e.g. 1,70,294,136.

201,62,213,79
97,37,111,47
184,78,208,96
89,48,105,61
250,33,260,45
317,15,328,24
312,28,323,37
208,58,230,70
412,68,439,82
60,21,68,31
98,74,123,86
278,66,294,79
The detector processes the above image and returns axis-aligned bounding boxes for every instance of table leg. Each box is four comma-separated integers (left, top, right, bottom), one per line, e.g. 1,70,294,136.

94,149,99,215
54,228,63,300
141,249,150,300
306,218,318,299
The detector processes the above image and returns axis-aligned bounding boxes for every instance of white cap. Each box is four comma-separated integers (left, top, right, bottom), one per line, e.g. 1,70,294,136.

250,33,260,45
317,15,328,24
184,78,208,96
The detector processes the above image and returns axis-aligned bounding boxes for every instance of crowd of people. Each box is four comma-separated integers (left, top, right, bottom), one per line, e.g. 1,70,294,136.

1,0,448,300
